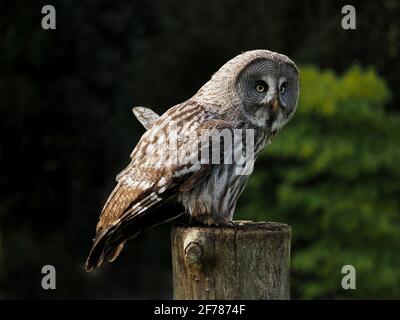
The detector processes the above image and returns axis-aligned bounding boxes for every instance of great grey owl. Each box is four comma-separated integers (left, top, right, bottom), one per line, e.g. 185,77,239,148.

86,50,299,271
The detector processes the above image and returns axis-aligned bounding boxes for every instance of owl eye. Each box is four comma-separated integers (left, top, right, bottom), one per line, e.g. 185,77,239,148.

280,82,287,94
255,81,268,93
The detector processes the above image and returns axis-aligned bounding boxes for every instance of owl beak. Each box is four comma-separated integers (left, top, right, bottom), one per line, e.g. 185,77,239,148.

268,96,279,113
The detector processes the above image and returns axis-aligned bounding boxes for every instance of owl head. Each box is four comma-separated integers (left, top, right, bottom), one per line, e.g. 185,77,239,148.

194,50,299,133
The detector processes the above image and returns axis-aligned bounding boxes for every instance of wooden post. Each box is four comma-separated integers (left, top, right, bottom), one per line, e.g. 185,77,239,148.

171,221,291,300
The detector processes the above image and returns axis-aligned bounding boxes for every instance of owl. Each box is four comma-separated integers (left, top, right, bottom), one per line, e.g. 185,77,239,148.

86,50,299,271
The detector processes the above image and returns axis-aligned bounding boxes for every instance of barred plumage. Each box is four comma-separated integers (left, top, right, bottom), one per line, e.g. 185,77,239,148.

86,50,299,271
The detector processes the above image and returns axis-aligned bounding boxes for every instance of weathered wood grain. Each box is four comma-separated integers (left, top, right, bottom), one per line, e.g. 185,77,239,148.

171,221,291,300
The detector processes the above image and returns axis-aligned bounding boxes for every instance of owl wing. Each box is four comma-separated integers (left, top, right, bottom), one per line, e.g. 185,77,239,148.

86,101,232,271
132,106,160,130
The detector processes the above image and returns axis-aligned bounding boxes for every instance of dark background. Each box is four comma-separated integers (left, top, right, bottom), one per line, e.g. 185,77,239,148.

1,0,399,299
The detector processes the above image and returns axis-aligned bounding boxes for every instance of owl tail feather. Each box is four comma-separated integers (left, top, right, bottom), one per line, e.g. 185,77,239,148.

85,200,183,272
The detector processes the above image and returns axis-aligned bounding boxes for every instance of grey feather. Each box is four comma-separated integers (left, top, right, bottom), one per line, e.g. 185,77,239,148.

132,106,160,130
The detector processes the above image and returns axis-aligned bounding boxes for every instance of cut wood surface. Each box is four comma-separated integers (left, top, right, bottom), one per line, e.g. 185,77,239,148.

171,221,291,300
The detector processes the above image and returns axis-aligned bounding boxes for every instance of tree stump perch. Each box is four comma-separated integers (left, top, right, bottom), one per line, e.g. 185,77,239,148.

171,221,291,300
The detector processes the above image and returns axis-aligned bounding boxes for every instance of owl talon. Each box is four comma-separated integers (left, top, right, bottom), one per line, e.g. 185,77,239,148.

212,219,234,227
191,216,234,227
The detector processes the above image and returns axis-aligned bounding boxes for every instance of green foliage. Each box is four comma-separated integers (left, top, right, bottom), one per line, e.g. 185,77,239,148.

237,66,400,299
